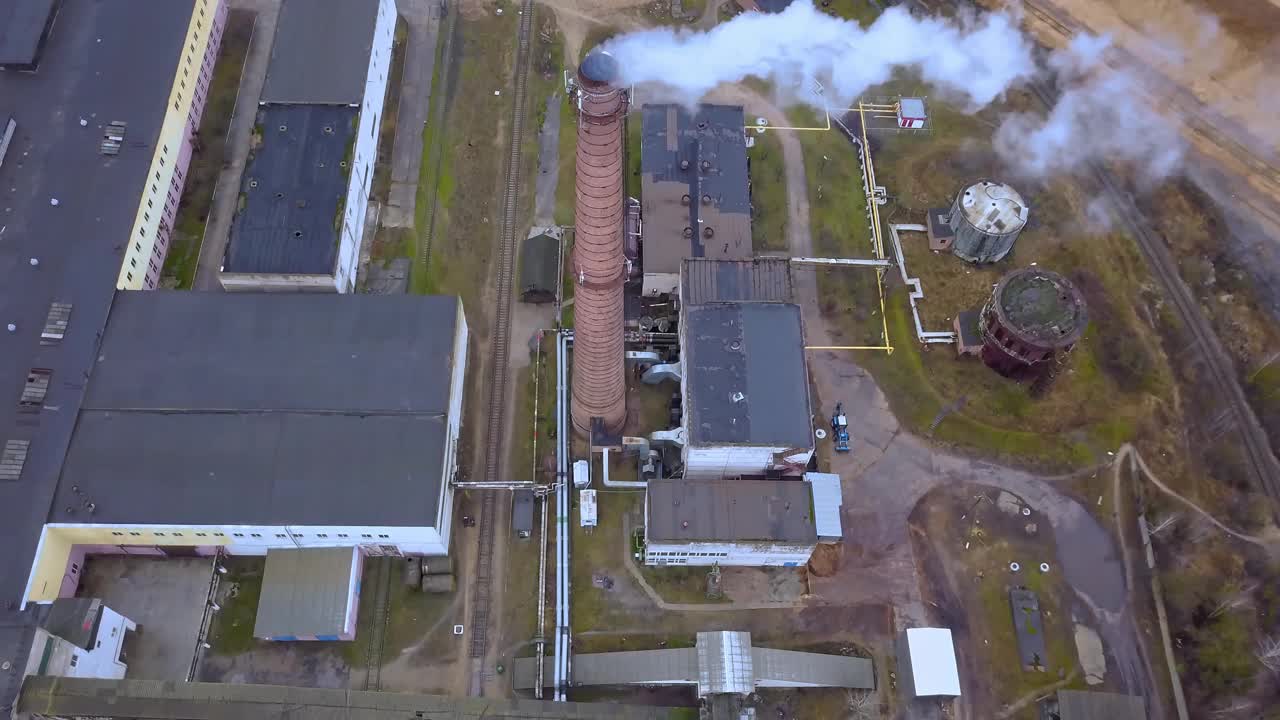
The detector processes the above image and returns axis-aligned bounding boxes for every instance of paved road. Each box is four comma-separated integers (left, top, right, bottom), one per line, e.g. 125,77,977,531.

193,0,280,291
532,92,561,226
382,0,443,230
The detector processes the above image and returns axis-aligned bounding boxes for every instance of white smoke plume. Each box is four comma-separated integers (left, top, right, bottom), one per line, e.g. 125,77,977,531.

995,34,1185,181
601,2,1037,110
602,1,1185,182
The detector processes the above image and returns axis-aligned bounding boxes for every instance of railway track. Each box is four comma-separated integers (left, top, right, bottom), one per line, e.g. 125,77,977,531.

362,556,394,691
1025,77,1280,501
467,0,537,694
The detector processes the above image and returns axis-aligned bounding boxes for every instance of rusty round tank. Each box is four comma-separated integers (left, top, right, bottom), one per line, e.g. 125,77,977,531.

978,267,1088,378
570,49,629,435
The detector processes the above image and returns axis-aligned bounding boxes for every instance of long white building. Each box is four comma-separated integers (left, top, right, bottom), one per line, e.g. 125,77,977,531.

220,0,396,293
22,292,467,607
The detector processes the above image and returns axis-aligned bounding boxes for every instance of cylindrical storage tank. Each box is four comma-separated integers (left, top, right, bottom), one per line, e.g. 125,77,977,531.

948,180,1028,263
978,267,1088,378
570,50,629,436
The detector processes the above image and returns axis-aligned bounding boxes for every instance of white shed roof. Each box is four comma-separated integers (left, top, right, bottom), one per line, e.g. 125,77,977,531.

906,628,961,697
898,97,926,119
805,472,844,539
697,631,754,696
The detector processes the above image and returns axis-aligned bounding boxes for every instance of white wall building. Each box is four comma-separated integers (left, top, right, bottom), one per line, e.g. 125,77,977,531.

644,479,818,567
897,628,962,698
220,0,396,293
22,293,467,606
22,599,136,680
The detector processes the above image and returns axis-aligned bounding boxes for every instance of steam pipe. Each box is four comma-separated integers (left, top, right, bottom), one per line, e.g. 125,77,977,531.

600,446,647,488
534,473,548,698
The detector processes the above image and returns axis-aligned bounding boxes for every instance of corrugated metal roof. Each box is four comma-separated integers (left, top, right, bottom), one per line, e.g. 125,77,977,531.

260,0,381,104
647,479,817,543
904,628,961,697
254,547,357,639
804,472,844,539
753,648,875,689
1055,690,1147,720
681,258,793,305
898,97,927,119
697,631,753,696
18,677,683,719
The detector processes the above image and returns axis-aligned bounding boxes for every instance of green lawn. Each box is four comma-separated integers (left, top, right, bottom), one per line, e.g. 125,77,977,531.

205,558,263,656
160,9,254,289
747,128,787,252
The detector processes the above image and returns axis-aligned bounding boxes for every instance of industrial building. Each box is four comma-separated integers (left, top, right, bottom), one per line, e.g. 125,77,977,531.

978,267,1088,378
220,0,396,293
21,292,468,607
1042,690,1147,720
254,547,362,641
515,631,874,694
644,478,834,566
932,180,1028,263
0,1,227,708
640,104,751,297
22,599,136,681
678,259,814,479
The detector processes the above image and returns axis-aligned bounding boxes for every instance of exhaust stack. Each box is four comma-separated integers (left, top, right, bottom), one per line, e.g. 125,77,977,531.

570,50,629,436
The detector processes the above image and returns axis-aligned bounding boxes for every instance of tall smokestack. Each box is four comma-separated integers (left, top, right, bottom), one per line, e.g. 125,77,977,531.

570,50,628,436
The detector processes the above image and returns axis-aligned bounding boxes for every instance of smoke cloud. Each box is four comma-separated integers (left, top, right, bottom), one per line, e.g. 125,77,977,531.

602,2,1037,110
602,1,1185,182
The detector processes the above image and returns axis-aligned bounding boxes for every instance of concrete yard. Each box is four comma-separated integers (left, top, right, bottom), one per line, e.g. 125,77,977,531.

79,555,216,682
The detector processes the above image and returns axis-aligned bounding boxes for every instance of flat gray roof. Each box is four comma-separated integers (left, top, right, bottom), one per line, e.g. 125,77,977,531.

647,479,817,543
0,0,194,709
683,303,812,447
260,0,381,105
681,258,793,305
255,548,357,639
17,677,684,720
51,292,461,527
224,105,356,275
641,104,751,275
1055,690,1147,720
0,0,57,68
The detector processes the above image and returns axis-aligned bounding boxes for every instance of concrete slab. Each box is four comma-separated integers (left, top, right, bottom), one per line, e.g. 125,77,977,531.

79,556,215,681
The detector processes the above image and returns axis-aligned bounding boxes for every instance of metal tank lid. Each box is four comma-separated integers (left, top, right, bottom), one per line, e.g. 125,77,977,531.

958,180,1028,234
994,268,1088,348
579,49,619,86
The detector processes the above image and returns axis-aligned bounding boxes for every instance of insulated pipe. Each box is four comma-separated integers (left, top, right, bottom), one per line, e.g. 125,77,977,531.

553,331,566,698
570,50,629,436
600,446,647,488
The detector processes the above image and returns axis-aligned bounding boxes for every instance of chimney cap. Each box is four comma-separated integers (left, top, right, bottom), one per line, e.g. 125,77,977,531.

579,50,619,86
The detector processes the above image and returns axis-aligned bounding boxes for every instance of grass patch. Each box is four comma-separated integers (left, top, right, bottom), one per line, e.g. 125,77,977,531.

626,112,643,200
160,9,254,289
747,128,787,252
371,18,410,203
553,96,577,226
820,0,881,25
638,566,726,604
205,558,264,656
571,489,641,634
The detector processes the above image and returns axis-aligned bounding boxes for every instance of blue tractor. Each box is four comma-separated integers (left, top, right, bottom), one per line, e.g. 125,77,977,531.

831,403,850,453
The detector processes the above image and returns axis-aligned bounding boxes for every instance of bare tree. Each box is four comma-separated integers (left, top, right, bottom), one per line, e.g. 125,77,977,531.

1209,581,1258,618
1259,635,1280,674
1148,513,1180,537
846,690,879,720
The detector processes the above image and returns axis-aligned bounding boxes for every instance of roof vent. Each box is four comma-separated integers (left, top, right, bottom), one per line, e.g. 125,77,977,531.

703,227,715,239
701,194,711,206
700,160,711,172
681,194,691,206
278,125,288,132
683,227,694,239
323,126,334,134
730,391,745,403
680,159,690,171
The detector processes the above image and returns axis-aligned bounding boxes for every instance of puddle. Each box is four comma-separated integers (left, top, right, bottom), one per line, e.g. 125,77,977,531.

1051,503,1127,614
1073,622,1107,685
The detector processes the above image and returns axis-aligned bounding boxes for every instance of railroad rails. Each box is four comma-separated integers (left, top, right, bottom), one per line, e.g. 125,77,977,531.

467,0,537,695
362,557,394,691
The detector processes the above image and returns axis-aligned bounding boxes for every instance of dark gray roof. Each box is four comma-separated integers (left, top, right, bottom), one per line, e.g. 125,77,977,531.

646,479,816,543
683,303,813,447
0,0,56,68
83,292,458,414
50,292,462,527
255,548,357,638
224,105,356,275
0,1,194,709
39,598,104,650
1009,588,1046,670
641,104,751,275
17,677,685,720
519,233,559,301
1055,690,1147,720
260,0,381,105
681,258,792,305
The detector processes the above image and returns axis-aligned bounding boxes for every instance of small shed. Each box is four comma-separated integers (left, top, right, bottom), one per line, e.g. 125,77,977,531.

519,232,559,303
1011,588,1047,671
254,547,361,641
897,628,961,698
580,489,598,529
897,98,927,129
512,489,534,539
1045,690,1146,720
804,472,844,543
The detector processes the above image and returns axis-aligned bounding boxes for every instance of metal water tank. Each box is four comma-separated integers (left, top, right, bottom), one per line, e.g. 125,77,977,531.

948,180,1028,263
978,267,1088,378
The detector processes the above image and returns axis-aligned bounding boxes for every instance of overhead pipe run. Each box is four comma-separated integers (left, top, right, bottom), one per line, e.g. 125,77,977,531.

888,223,957,344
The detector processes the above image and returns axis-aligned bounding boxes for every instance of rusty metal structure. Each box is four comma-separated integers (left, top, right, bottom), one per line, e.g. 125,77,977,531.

979,267,1088,378
570,50,629,436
